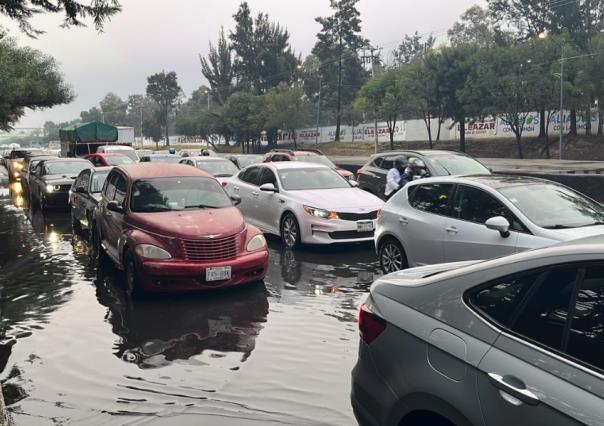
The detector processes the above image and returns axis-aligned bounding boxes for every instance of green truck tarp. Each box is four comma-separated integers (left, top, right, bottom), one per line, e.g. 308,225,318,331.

59,121,118,143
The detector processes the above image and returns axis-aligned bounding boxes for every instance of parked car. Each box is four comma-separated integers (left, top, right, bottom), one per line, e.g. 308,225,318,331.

69,166,112,233
91,164,269,295
357,150,491,198
224,154,263,169
84,153,134,167
223,162,384,248
352,235,604,426
135,149,153,159
375,175,604,273
96,145,139,162
262,149,355,181
29,158,92,211
139,154,181,163
180,156,240,182
7,148,44,182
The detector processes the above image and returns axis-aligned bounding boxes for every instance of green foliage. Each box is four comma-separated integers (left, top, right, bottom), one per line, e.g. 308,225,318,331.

0,37,73,131
392,31,435,65
264,83,312,145
224,91,266,151
146,71,182,144
200,27,235,105
448,5,510,47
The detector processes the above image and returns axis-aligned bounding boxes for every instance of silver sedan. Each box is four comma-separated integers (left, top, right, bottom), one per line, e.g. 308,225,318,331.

376,175,604,273
353,235,604,426
223,162,384,248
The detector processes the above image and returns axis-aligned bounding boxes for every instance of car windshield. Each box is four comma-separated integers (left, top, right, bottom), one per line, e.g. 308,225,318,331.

90,171,109,193
499,184,604,229
196,159,239,177
425,155,490,176
294,155,336,168
46,161,90,175
131,177,232,212
236,155,263,168
278,168,350,191
105,155,133,165
104,148,138,162
148,155,181,163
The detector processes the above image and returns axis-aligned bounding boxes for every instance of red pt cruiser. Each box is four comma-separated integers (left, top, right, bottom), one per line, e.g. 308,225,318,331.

91,164,268,295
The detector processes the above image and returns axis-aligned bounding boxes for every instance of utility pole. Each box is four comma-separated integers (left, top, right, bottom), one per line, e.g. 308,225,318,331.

370,46,379,154
315,75,322,146
139,106,144,148
559,46,564,161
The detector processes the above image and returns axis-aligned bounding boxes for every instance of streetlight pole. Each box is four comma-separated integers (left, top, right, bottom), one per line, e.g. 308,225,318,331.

315,75,322,146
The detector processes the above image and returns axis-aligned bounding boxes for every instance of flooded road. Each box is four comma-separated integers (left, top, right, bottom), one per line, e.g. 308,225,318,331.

0,171,380,425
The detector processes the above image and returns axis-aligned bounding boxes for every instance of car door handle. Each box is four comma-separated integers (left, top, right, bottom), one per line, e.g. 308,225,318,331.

398,217,408,225
445,226,458,234
233,186,240,191
252,191,259,197
488,373,540,406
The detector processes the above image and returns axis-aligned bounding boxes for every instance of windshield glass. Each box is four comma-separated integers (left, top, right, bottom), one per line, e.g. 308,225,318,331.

425,155,490,176
90,171,109,193
130,177,232,212
105,155,133,166
293,155,336,168
149,155,181,163
196,159,239,177
104,148,139,162
236,155,263,168
278,168,350,191
46,161,90,175
499,184,604,229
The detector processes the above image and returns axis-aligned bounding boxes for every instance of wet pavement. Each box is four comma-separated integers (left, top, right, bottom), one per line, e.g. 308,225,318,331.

0,171,380,425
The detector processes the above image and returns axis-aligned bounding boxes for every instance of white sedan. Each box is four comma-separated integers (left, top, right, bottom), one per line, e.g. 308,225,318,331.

375,175,604,273
223,162,384,248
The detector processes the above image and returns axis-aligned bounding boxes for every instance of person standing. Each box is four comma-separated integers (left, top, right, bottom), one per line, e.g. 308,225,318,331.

384,156,408,200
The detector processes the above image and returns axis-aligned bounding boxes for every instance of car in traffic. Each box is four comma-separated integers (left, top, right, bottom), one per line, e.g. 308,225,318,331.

69,166,112,233
352,235,604,426
96,145,139,162
29,158,93,211
375,175,604,273
179,156,240,182
224,154,263,169
84,153,134,167
7,148,44,181
135,149,153,158
20,154,57,194
139,154,181,163
223,162,384,248
357,150,491,198
91,164,269,295
262,149,355,181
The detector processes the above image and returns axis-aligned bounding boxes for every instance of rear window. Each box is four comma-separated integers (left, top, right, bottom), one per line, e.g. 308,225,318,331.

409,183,454,215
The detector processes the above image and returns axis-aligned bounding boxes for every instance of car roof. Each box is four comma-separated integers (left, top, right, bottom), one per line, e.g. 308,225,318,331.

43,158,91,163
373,149,465,158
116,163,212,179
90,152,127,156
264,161,328,170
410,174,552,190
185,156,229,161
91,166,113,172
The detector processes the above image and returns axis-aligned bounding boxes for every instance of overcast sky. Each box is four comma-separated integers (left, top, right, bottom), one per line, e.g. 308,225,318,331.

5,0,482,128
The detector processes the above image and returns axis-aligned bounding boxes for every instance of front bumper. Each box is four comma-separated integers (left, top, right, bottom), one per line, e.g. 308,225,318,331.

43,191,70,207
299,215,376,245
136,249,269,292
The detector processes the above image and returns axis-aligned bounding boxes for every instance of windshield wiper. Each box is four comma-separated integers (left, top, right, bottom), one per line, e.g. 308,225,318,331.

184,204,218,209
214,173,232,178
577,221,604,227
543,224,576,229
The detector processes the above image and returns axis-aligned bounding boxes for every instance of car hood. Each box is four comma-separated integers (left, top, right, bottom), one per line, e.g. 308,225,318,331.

45,174,78,184
288,188,383,211
127,206,246,239
541,224,604,241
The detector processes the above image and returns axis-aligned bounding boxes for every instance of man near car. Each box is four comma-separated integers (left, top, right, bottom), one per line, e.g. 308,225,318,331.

384,156,409,200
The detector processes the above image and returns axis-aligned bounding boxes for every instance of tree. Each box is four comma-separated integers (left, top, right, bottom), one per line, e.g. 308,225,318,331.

99,92,127,125
229,2,300,94
146,71,182,145
0,37,73,130
448,5,510,47
200,27,235,105
80,106,103,122
313,0,368,142
392,31,435,65
264,83,312,148
1,0,121,36
224,91,265,153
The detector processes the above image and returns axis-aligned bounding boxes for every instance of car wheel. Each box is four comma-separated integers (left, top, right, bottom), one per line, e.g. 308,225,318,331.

379,238,407,273
124,249,141,298
280,213,300,249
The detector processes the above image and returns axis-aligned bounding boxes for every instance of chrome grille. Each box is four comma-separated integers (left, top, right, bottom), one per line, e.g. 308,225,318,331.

337,211,378,221
182,235,237,261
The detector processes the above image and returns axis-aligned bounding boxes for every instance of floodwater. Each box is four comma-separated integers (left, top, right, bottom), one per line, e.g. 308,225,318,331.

0,171,380,425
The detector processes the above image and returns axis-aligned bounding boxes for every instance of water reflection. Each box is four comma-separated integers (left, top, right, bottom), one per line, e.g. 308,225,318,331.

94,263,269,369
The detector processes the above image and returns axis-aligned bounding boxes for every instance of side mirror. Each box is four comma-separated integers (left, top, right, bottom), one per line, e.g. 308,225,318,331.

75,186,87,194
485,216,510,238
259,183,278,192
107,200,125,213
230,194,242,206
349,180,359,187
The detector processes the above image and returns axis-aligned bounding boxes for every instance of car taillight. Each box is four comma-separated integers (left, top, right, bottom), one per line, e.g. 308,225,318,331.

359,303,386,344
376,208,382,218
221,181,227,188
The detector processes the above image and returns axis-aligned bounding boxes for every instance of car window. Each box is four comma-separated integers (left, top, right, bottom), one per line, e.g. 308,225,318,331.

278,168,350,190
453,185,527,232
75,170,91,190
408,183,454,215
371,157,383,168
380,157,395,170
90,171,109,193
258,168,278,187
114,173,127,205
103,171,118,201
510,267,580,351
240,166,263,186
566,266,604,371
425,155,490,175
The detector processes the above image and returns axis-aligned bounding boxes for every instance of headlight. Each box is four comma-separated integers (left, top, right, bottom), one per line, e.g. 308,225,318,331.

135,244,172,259
246,234,267,252
46,184,60,192
14,163,23,170
304,205,338,219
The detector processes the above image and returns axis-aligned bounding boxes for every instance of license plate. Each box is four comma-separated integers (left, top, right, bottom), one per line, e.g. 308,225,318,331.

205,266,232,281
357,220,374,232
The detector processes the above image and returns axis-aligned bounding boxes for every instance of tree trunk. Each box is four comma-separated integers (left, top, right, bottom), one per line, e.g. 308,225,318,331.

544,111,551,159
515,131,524,159
165,109,170,146
539,109,546,138
459,119,466,153
598,109,603,136
423,115,433,149
292,129,298,150
570,109,577,135
436,115,442,141
335,37,343,142
585,106,592,136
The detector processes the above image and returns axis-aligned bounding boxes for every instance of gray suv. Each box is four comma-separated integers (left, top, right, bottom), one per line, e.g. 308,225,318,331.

356,150,490,199
352,236,604,426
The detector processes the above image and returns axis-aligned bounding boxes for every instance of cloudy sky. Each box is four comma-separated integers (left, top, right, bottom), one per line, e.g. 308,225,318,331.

6,0,482,128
